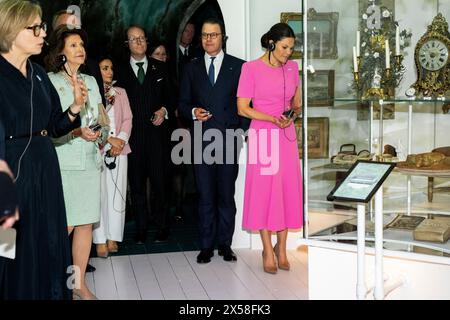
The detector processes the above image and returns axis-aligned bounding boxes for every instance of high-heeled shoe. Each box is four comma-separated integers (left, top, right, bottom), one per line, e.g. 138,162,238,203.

107,240,119,253
273,243,290,271
73,289,98,300
262,251,277,274
96,243,109,258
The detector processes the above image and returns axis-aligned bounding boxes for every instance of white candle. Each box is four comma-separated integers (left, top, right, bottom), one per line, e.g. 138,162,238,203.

385,40,390,68
353,46,358,72
319,32,323,58
395,26,400,55
356,30,360,57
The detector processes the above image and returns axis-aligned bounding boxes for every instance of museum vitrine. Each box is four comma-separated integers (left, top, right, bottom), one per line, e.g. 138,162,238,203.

299,0,450,257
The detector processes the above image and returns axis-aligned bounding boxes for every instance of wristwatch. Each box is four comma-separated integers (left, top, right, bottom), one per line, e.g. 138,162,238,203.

68,106,80,117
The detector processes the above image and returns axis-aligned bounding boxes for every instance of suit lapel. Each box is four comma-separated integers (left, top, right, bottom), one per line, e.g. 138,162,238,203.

196,58,213,90
214,54,232,88
146,59,156,85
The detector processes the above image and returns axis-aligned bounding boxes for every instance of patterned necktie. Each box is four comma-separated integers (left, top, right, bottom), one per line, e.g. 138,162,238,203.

136,62,145,84
208,56,216,85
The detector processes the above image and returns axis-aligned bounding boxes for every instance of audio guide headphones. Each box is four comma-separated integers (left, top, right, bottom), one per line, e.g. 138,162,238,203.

104,150,117,170
269,41,275,52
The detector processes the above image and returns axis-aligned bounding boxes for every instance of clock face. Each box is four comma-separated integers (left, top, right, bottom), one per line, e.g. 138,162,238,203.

418,39,449,71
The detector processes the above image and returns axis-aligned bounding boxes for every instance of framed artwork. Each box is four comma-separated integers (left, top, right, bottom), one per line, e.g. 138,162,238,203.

280,12,302,59
308,70,335,106
281,9,339,60
295,117,329,159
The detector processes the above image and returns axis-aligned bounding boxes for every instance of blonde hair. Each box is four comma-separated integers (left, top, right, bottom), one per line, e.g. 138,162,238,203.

0,0,42,53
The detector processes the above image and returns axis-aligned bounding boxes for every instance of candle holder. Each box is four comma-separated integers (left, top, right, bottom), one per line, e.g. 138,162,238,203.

394,54,403,66
363,88,386,100
353,71,361,89
384,67,392,80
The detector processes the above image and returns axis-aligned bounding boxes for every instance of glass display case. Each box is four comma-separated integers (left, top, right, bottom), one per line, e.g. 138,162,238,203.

301,0,450,258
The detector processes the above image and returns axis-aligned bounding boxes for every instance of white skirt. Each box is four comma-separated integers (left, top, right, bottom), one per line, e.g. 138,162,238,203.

93,154,128,243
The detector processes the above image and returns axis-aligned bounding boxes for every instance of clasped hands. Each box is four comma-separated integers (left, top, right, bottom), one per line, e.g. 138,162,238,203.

107,137,126,157
151,107,167,126
272,114,294,129
73,127,101,142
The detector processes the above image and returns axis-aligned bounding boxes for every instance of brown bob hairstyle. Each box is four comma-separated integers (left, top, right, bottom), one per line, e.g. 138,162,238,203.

44,25,88,72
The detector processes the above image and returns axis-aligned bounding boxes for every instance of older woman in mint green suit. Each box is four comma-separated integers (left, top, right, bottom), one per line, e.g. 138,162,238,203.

46,26,108,300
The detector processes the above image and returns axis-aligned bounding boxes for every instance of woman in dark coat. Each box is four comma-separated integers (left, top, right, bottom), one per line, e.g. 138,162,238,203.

0,0,87,299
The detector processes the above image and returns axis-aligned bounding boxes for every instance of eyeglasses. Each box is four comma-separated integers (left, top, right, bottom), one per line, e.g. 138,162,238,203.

201,32,222,40
127,36,146,44
25,22,47,37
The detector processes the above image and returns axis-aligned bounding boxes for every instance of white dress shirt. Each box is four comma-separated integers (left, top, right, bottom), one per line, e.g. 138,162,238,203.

130,55,148,77
204,49,224,83
179,45,189,56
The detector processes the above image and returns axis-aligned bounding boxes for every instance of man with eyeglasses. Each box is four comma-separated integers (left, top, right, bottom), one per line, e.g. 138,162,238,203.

116,25,173,244
179,18,249,264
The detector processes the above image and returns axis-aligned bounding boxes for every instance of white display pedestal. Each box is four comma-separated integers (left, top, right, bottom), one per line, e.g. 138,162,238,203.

302,239,450,299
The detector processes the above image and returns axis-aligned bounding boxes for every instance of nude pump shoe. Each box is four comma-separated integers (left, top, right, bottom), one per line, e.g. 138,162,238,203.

273,243,290,271
262,250,277,274
96,243,108,258
107,240,119,253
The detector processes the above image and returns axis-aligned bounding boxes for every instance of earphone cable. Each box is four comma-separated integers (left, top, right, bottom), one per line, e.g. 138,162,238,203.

107,154,127,213
14,60,34,183
281,64,297,143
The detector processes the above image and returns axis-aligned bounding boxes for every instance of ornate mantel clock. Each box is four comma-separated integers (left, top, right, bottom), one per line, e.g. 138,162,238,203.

413,13,450,97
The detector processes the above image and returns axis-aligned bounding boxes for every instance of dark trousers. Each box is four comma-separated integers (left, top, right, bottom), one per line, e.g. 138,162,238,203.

193,131,242,249
128,145,169,234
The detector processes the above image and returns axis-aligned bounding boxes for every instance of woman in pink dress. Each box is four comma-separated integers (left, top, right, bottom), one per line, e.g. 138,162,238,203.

237,23,302,274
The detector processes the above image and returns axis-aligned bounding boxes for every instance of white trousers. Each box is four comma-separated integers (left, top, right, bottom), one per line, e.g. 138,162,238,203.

93,155,128,243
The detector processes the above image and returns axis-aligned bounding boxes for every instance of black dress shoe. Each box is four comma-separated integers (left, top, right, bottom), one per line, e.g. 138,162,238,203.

218,246,237,262
196,249,214,264
154,229,169,242
135,231,147,244
86,264,96,273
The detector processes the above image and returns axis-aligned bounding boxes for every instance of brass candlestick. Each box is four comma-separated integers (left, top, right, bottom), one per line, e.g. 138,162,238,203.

394,54,403,67
353,71,360,83
384,67,392,80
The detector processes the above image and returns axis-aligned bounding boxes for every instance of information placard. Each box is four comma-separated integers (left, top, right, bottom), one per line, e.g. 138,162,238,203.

327,160,396,203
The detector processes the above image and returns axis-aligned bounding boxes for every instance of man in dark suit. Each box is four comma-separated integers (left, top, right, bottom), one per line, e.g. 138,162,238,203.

179,18,248,264
178,22,202,79
116,25,173,244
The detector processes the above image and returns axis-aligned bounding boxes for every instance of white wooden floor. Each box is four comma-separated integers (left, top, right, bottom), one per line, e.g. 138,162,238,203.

85,246,309,300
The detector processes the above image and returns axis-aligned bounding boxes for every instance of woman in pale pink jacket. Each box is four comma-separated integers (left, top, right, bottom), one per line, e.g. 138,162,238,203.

93,57,133,257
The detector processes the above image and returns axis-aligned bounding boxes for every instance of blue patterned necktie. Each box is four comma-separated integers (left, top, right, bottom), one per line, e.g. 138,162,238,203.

208,56,216,85
136,62,145,84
